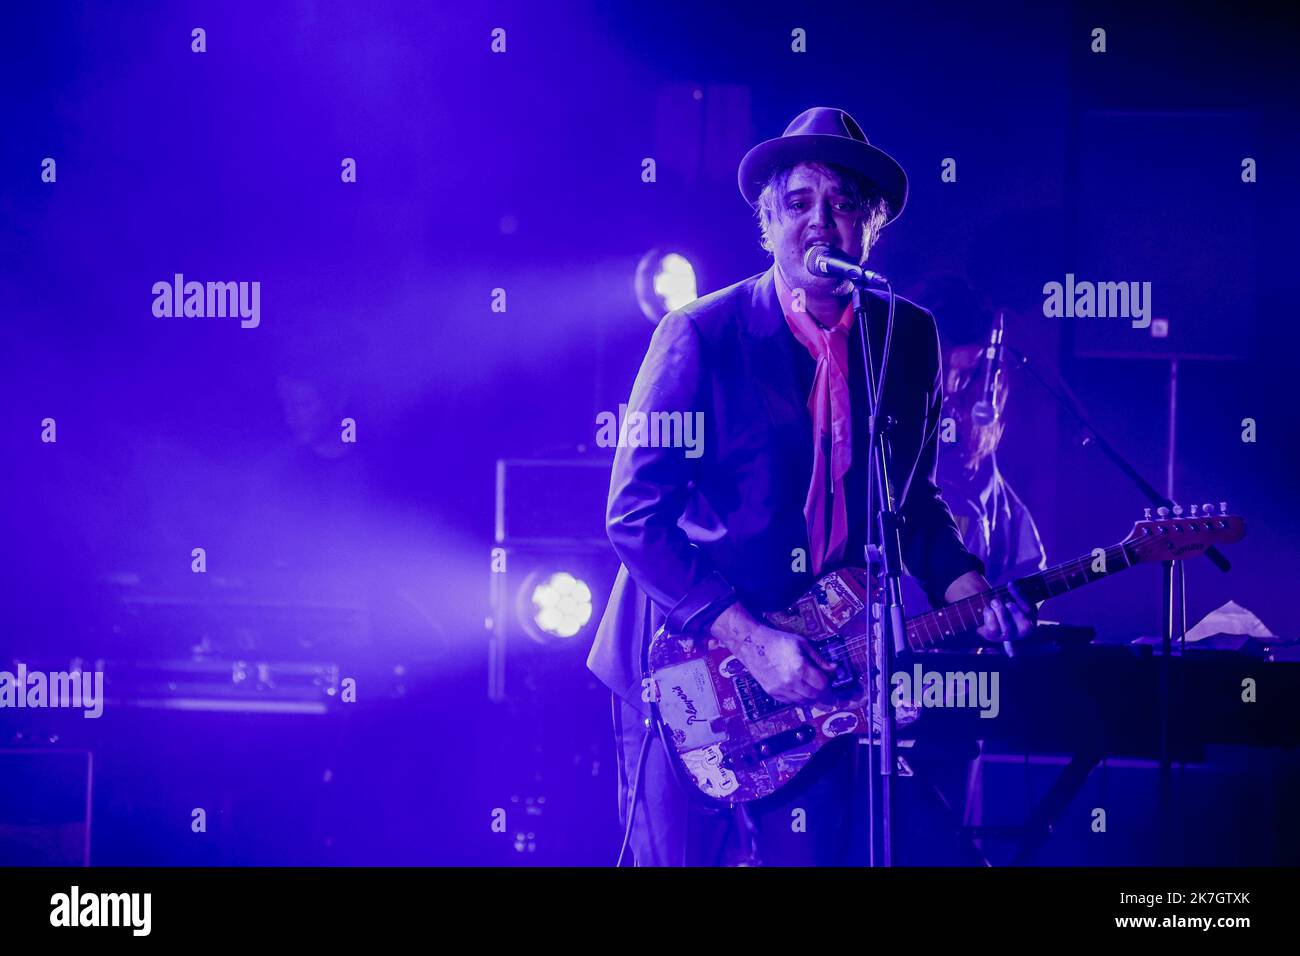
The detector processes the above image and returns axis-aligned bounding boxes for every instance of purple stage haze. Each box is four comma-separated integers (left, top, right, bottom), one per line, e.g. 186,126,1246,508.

1,0,1298,866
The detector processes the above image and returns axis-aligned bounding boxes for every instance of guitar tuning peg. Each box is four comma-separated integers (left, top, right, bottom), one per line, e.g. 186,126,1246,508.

1172,503,1184,517
1156,506,1170,518
1143,507,1152,520
1189,504,1199,516
1219,500,1229,515
1202,502,1215,516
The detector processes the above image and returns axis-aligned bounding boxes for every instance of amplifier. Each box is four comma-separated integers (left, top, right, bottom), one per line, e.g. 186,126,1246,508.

108,659,342,714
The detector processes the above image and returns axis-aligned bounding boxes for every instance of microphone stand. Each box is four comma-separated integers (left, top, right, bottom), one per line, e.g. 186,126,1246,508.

853,278,905,867
1003,344,1230,573
1004,343,1226,863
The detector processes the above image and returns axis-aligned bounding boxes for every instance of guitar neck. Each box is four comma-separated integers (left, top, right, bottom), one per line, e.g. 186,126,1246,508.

904,541,1135,651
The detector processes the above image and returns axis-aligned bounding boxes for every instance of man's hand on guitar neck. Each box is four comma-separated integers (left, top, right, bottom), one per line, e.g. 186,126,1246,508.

709,602,837,705
944,571,1036,642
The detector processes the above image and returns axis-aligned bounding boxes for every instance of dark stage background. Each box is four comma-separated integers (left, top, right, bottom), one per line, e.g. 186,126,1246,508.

2,1,1298,865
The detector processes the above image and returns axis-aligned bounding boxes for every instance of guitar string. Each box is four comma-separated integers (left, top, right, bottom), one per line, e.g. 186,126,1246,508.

837,520,1228,655
834,542,1135,657
750,523,1231,718
791,521,1230,672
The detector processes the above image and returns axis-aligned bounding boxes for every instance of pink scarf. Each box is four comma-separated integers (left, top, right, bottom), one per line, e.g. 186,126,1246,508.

773,265,854,574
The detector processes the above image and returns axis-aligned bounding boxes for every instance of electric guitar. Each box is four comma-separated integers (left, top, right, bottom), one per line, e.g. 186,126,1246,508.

646,508,1246,804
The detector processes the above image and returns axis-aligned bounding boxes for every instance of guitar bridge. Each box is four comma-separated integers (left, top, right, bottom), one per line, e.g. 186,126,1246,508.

724,724,818,770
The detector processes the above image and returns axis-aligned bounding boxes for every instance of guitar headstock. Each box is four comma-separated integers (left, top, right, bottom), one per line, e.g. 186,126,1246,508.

1123,501,1246,564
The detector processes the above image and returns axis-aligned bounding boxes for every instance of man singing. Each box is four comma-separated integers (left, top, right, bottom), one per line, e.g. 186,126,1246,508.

589,107,1033,866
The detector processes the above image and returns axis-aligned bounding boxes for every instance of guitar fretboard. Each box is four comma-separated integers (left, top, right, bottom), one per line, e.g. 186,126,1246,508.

903,543,1133,650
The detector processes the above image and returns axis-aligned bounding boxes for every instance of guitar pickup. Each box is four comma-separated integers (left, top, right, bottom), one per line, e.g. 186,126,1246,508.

811,637,860,692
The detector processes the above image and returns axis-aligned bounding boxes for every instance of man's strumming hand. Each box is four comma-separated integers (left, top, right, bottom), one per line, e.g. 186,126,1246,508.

709,602,836,705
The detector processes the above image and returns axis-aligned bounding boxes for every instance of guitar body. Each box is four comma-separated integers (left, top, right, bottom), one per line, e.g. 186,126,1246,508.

647,565,914,805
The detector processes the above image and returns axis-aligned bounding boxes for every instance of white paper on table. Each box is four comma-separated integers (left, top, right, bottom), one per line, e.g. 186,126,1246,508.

1185,600,1275,643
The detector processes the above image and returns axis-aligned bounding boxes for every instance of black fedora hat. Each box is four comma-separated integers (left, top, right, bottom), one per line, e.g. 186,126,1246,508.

738,107,908,223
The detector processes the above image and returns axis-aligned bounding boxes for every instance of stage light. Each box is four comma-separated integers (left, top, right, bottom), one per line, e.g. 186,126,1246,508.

655,253,697,311
521,571,593,641
635,249,698,322
488,457,620,700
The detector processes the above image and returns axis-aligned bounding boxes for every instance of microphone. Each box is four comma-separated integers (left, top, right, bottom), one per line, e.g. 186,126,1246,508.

803,245,889,285
971,310,1006,426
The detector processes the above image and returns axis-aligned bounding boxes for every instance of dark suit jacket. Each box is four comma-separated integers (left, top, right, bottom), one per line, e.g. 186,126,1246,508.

588,265,983,712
